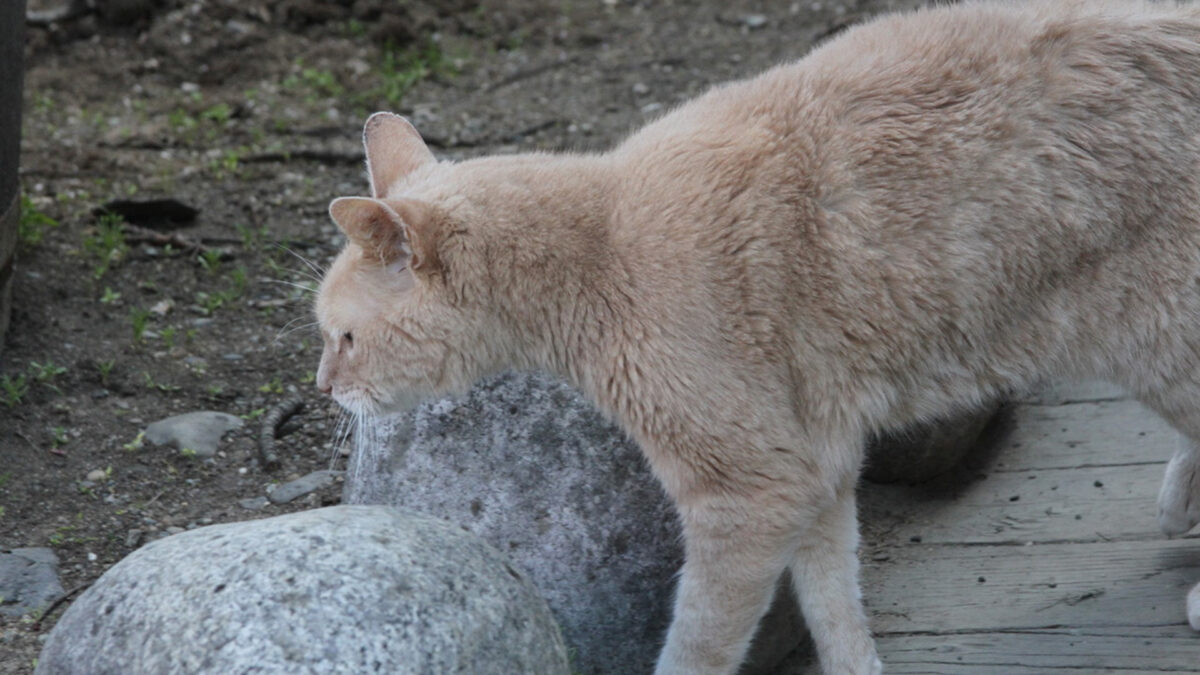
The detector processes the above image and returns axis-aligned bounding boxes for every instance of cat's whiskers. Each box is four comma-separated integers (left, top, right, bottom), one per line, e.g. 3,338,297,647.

276,243,327,282
262,278,320,295
276,318,320,342
327,407,354,470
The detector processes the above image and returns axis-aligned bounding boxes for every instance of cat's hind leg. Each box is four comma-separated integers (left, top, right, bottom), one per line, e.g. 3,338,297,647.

1134,382,1200,536
1189,581,1200,631
1157,438,1200,537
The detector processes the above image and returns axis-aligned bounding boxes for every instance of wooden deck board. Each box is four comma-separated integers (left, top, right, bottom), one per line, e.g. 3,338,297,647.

834,383,1200,673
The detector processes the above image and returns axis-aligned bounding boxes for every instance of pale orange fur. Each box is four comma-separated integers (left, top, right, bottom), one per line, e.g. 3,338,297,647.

317,2,1200,672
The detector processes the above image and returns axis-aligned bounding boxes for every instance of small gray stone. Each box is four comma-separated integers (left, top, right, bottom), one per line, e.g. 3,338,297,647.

237,496,270,511
743,13,768,29
144,411,243,458
125,529,142,548
36,506,569,675
0,548,64,618
267,470,341,504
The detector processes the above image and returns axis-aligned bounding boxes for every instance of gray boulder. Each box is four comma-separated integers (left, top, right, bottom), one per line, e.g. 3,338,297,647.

36,505,568,675
0,547,63,618
343,372,806,675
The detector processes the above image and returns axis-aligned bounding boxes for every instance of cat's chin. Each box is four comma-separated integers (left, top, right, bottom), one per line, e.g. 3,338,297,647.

332,387,430,418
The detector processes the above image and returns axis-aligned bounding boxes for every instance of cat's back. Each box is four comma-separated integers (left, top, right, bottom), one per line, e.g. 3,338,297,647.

612,0,1200,255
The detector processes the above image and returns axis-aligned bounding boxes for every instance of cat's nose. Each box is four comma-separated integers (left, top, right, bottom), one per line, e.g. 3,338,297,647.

316,365,333,395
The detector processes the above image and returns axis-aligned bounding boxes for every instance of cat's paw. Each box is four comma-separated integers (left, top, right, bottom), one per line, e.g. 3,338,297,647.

1188,582,1200,632
1157,452,1200,537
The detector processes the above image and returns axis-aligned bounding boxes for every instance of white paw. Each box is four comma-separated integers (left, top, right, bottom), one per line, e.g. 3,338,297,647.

1157,453,1200,537
1189,583,1200,632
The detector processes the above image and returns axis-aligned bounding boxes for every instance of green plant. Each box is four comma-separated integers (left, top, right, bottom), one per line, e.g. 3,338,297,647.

1,374,28,407
209,147,245,178
230,266,248,295
122,430,145,452
130,307,151,343
283,60,345,103
200,102,232,125
51,426,68,448
29,360,67,384
160,326,177,349
235,223,268,251
99,287,121,304
371,42,445,107
197,249,222,274
141,371,180,393
96,359,115,385
194,291,226,316
180,447,197,459
258,377,283,394
83,213,128,278
18,193,59,246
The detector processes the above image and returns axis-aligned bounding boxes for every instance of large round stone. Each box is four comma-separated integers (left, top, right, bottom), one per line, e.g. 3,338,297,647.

343,372,807,675
36,505,568,675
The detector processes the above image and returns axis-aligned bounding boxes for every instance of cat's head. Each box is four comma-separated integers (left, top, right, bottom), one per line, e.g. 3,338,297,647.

315,113,500,416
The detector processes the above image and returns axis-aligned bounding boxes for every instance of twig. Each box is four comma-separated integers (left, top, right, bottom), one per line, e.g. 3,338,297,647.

121,223,229,258
259,395,305,471
484,56,578,92
32,582,91,631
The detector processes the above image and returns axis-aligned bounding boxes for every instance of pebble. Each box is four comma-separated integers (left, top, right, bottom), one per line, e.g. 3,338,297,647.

86,469,107,482
742,13,768,29
267,470,342,505
631,82,650,95
238,496,270,511
126,529,143,548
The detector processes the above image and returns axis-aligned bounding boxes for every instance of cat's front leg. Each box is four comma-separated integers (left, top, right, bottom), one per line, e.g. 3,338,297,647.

654,474,878,675
1157,439,1200,537
790,484,881,675
654,493,800,675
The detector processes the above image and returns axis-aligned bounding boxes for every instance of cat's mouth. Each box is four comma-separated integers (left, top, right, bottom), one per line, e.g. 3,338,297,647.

331,387,382,418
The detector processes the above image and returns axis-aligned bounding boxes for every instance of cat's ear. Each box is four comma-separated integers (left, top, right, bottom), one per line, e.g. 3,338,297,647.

329,196,441,273
363,112,435,198
329,197,411,264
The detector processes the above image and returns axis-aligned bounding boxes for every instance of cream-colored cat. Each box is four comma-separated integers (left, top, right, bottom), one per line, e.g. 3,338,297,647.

316,2,1200,673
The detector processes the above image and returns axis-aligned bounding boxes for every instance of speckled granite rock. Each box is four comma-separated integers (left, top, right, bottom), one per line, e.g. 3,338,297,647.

36,505,568,675
343,371,806,675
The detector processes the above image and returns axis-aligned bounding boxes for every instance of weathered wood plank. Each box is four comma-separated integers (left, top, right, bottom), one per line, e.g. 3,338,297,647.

876,462,1171,545
1018,380,1128,406
876,626,1200,673
991,399,1179,472
863,538,1200,634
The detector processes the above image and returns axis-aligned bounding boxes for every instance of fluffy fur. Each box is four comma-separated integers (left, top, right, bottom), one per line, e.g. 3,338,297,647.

316,2,1200,673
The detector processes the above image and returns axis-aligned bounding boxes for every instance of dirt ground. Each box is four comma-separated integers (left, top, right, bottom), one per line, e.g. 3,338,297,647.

2,0,927,671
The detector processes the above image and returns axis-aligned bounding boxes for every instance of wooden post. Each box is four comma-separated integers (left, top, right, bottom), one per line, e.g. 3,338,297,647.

0,1,27,351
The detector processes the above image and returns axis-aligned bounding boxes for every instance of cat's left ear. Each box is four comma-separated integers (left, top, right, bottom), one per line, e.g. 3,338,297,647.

329,196,441,273
329,197,411,264
363,112,435,198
